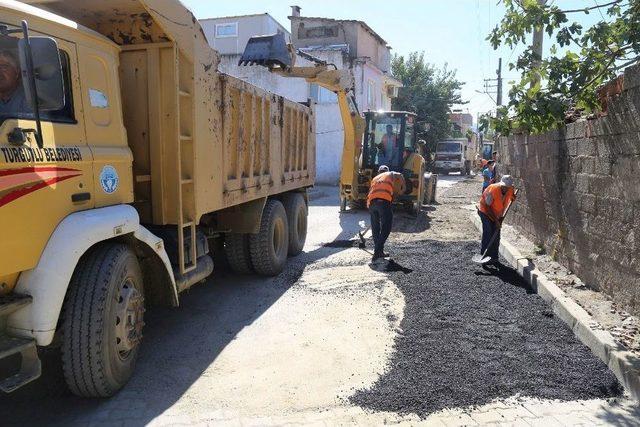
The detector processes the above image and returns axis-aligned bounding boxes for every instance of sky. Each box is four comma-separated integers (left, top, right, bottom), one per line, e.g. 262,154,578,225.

182,0,605,122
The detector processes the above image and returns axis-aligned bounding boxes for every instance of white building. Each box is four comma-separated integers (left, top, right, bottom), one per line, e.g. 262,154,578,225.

289,7,402,183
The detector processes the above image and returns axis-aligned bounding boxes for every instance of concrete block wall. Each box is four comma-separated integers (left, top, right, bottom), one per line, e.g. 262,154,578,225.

498,63,640,316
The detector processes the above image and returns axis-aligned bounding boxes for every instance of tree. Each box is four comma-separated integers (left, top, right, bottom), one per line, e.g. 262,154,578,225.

391,52,464,149
489,0,640,134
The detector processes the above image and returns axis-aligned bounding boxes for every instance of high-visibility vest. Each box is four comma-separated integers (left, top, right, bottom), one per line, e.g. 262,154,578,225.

479,183,515,222
367,172,404,207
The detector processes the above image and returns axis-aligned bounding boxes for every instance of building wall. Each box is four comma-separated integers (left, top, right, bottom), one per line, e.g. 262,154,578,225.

354,62,391,111
315,103,345,185
498,64,640,316
201,14,290,56
291,18,358,54
355,25,387,72
217,54,310,102
303,50,345,184
291,18,391,72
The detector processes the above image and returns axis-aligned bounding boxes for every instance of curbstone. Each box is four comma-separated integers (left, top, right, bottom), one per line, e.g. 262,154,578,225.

470,212,640,401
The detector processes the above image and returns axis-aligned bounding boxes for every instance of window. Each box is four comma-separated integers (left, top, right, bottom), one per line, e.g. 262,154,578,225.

215,23,238,38
403,117,415,149
298,23,339,40
310,84,337,104
0,48,75,125
436,142,463,153
367,80,376,110
365,114,402,169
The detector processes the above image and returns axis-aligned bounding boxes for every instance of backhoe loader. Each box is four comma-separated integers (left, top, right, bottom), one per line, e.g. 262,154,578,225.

240,34,433,215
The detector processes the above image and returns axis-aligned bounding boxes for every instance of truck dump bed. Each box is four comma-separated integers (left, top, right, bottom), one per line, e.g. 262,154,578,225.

26,0,316,227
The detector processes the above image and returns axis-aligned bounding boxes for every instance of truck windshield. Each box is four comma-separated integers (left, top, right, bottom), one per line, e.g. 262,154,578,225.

482,144,494,160
436,142,461,153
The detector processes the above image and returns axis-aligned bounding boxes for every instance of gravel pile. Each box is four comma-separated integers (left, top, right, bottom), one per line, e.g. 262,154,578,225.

350,239,623,417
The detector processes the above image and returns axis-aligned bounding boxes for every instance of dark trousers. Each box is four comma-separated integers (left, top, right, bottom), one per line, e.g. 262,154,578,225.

370,199,393,256
479,211,500,259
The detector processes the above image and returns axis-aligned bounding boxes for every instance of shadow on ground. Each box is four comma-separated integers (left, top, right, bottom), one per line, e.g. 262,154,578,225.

0,195,372,426
350,239,623,417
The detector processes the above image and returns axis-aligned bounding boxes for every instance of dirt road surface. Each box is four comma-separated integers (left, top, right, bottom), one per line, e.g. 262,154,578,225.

1,175,638,426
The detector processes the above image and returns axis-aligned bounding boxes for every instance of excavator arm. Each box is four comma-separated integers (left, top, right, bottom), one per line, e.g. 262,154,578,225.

240,34,365,207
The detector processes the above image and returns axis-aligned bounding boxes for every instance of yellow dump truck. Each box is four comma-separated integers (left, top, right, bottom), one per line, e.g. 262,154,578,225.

0,0,315,396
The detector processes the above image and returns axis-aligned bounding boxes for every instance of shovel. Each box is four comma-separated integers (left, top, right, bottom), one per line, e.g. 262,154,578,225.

472,189,519,265
358,221,369,249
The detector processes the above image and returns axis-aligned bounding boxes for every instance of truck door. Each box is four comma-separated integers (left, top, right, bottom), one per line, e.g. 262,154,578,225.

0,35,94,278
77,45,133,209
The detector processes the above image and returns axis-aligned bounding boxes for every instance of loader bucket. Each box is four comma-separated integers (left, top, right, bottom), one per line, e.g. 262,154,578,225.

239,32,292,69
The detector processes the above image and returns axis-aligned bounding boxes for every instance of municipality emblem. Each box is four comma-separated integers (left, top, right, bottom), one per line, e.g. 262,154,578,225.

100,165,119,194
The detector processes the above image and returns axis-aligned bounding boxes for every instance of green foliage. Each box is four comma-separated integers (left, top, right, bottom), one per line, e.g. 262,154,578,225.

391,52,464,149
488,0,640,134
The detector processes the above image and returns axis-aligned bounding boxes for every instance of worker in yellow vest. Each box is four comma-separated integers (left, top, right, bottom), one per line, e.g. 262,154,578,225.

367,165,406,261
477,175,516,265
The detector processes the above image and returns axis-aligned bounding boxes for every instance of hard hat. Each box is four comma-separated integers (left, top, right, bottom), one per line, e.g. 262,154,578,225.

481,159,488,167
500,175,514,187
378,165,390,173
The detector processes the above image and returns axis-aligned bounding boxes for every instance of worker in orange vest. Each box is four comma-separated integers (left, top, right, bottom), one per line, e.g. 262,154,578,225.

477,175,516,265
367,165,406,261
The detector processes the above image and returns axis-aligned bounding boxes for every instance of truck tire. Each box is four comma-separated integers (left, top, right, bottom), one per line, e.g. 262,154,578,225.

61,243,144,397
249,199,289,276
283,193,308,256
224,234,254,274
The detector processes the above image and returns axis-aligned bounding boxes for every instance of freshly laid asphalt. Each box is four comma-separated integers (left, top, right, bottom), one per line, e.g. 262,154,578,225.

350,239,623,417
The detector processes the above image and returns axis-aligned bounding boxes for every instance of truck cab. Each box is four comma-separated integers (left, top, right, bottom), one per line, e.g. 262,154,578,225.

434,138,470,175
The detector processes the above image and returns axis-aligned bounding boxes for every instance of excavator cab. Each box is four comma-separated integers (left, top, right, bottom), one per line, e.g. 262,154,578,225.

355,111,426,215
362,111,417,172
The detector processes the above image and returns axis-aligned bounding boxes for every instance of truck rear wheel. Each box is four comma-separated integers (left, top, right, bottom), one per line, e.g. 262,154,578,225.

283,193,308,256
61,243,144,397
224,234,254,274
250,199,289,276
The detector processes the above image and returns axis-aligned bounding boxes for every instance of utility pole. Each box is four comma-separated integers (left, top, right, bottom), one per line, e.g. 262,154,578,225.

531,0,546,86
496,57,503,106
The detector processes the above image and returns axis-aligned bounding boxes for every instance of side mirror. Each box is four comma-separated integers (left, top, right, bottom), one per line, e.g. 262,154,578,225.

19,36,64,111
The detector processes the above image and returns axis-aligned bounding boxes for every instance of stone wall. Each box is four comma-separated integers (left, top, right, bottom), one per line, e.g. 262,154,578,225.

498,64,640,316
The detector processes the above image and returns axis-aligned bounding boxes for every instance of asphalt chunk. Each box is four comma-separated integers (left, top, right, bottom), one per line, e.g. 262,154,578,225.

323,239,359,248
350,239,623,417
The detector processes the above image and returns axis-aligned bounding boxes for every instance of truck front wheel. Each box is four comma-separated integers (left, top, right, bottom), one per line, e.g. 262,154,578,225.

61,243,145,397
250,199,289,276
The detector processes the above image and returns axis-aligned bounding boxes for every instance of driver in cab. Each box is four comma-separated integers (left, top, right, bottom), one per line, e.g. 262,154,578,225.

0,49,29,114
377,124,400,169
